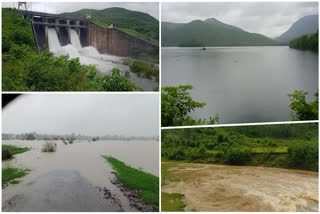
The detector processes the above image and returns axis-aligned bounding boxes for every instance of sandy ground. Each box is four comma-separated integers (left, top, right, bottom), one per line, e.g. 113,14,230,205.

162,162,318,212
2,140,159,211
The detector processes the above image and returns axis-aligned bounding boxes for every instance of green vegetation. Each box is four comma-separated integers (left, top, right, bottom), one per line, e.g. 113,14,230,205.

124,59,159,82
2,145,30,159
2,8,139,92
161,192,186,212
161,85,219,127
162,123,318,171
289,32,318,52
288,90,318,120
60,7,159,43
2,168,30,184
161,162,181,185
162,19,280,47
104,156,159,210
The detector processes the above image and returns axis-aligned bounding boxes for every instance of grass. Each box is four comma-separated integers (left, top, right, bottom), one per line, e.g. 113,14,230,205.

251,147,288,154
104,156,159,210
2,145,30,155
124,59,159,82
161,192,186,212
161,162,181,185
2,168,30,184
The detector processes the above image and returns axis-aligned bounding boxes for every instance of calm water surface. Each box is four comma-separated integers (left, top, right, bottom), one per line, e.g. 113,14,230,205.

162,46,318,124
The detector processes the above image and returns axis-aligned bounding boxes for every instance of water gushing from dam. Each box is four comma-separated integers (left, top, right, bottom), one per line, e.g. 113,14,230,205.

47,28,158,90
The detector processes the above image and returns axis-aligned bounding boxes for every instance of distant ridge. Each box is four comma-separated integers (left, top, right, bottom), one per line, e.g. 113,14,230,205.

275,15,318,43
162,18,280,47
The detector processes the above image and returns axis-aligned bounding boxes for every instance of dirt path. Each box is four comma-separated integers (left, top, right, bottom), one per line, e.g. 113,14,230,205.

162,162,318,212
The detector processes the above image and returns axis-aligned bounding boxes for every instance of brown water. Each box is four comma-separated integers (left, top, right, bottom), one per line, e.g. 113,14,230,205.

162,162,318,212
2,140,159,211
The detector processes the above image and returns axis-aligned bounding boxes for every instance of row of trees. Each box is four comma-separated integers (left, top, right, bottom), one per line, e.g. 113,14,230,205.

162,124,318,171
289,32,318,52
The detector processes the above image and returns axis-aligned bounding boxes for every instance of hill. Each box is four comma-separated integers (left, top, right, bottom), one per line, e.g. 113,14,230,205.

276,15,318,44
60,7,159,44
162,18,280,47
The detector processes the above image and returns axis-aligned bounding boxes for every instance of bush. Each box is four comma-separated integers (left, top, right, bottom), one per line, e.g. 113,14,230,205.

103,68,138,91
226,147,252,165
287,141,318,171
2,150,13,160
42,142,57,152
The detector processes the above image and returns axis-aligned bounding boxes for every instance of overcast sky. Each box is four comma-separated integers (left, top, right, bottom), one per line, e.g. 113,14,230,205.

2,2,159,19
2,94,159,137
162,2,318,38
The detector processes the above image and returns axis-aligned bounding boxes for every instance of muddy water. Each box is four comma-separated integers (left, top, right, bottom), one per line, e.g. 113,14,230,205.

2,140,159,211
162,162,318,212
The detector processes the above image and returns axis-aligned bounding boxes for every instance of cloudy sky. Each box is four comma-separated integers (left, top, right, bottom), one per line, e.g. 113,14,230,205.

2,94,159,137
162,2,318,38
2,2,159,19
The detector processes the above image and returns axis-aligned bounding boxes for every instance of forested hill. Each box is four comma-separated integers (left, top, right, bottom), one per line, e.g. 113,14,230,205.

276,15,318,44
60,7,159,44
162,18,281,47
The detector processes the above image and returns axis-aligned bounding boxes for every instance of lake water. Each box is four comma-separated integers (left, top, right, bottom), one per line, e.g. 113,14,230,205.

162,46,318,124
2,140,159,211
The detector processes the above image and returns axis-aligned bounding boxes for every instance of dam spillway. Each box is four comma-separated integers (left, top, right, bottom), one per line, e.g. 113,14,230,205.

20,10,158,57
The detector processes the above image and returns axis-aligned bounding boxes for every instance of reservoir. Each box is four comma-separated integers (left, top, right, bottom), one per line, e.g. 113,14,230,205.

162,46,318,124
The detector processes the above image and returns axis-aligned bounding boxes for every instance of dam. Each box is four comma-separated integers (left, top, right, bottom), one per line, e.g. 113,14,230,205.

20,10,158,57
19,10,159,90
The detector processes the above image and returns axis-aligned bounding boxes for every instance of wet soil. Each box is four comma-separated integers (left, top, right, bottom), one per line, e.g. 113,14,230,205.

162,162,318,212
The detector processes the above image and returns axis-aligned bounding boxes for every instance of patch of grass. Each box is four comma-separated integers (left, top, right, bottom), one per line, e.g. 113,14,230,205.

104,156,159,210
161,163,180,185
116,27,159,46
2,145,30,155
251,147,288,154
126,60,159,82
161,192,186,212
2,168,30,184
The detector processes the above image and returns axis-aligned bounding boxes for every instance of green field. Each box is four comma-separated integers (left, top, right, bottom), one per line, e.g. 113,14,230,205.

2,168,30,184
104,156,159,211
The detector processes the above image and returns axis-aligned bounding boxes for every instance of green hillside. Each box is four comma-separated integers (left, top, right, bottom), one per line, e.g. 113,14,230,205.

60,7,159,44
162,18,281,47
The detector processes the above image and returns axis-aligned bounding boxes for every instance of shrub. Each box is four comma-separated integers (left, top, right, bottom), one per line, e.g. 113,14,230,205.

42,142,57,152
2,150,13,160
287,141,318,171
226,147,252,165
103,68,138,91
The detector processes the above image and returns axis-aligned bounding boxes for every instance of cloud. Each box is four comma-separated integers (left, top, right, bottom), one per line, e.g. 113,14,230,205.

2,94,159,137
162,2,318,37
2,2,159,19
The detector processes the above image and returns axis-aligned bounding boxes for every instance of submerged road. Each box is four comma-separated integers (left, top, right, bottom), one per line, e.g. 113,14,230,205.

3,170,122,212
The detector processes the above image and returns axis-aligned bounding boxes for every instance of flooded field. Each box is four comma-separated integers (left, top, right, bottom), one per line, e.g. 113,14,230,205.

162,162,318,212
2,140,159,211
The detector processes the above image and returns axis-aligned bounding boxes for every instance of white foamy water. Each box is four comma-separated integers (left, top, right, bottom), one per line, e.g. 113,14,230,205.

47,28,158,90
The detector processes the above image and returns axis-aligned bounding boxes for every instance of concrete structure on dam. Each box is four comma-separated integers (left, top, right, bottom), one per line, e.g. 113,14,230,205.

20,10,158,57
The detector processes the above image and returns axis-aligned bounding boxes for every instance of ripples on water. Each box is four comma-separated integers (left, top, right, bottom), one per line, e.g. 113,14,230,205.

162,46,318,123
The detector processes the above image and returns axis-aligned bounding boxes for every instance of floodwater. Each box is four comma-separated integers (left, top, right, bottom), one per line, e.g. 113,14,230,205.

2,140,159,211
162,46,318,124
48,28,158,91
162,162,318,212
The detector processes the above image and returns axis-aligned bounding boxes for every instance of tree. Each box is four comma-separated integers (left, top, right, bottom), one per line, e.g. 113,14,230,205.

288,90,318,120
161,85,219,126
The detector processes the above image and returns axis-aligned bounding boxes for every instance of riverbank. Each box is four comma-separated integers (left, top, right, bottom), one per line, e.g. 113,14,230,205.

161,162,318,212
105,156,159,211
